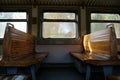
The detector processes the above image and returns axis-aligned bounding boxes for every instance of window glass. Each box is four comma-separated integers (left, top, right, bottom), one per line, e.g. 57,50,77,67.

42,12,77,38
0,22,27,38
0,12,27,38
44,12,75,20
108,23,120,38
91,13,120,38
0,12,26,19
91,13,120,20
43,22,76,38
91,23,108,32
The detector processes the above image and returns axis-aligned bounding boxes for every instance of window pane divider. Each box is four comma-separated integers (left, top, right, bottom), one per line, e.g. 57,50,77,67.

43,19,77,22
0,19,27,22
91,20,120,23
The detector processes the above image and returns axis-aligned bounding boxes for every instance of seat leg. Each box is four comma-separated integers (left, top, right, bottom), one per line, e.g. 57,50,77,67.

86,65,91,80
30,65,36,80
103,66,112,80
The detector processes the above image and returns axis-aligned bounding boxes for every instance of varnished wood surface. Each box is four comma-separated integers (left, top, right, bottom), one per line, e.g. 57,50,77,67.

83,34,90,52
70,27,119,66
0,53,48,67
70,52,120,66
90,41,110,55
0,23,49,67
3,23,35,61
35,52,48,61
70,52,110,61
83,27,116,58
107,74,120,80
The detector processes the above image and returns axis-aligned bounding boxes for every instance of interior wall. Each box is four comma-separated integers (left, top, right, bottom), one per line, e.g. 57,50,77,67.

36,45,83,63
31,7,86,63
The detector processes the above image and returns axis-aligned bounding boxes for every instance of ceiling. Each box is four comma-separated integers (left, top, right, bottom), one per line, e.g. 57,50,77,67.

0,0,120,7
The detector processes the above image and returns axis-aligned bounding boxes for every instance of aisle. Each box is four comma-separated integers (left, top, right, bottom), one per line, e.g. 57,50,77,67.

36,67,84,80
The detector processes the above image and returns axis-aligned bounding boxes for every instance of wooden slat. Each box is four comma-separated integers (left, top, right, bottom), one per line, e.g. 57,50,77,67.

2,23,35,61
70,26,119,66
110,27,118,59
1,23,48,67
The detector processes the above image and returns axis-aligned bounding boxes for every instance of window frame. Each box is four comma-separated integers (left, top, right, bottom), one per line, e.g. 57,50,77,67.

90,13,120,34
42,11,78,39
0,6,32,44
38,6,81,45
86,7,120,35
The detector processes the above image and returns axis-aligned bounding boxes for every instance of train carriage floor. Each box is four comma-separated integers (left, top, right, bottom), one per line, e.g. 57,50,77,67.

36,66,105,80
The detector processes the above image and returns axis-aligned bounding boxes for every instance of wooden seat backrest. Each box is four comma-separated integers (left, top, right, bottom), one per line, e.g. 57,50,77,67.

83,27,117,60
83,34,90,53
2,23,35,61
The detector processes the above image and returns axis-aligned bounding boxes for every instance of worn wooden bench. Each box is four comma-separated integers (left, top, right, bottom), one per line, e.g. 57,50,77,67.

0,23,48,80
107,74,120,80
70,27,120,80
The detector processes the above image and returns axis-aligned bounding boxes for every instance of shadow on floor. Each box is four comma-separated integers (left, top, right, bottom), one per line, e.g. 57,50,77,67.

36,67,105,80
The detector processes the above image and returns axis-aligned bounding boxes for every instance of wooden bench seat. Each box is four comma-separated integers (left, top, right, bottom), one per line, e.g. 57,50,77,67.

0,23,48,80
71,52,120,66
71,52,110,61
70,27,120,80
107,74,120,80
0,53,48,67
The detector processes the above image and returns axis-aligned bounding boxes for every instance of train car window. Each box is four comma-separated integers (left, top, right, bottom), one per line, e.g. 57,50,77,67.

90,13,120,38
0,12,28,38
42,12,78,39
91,13,120,20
